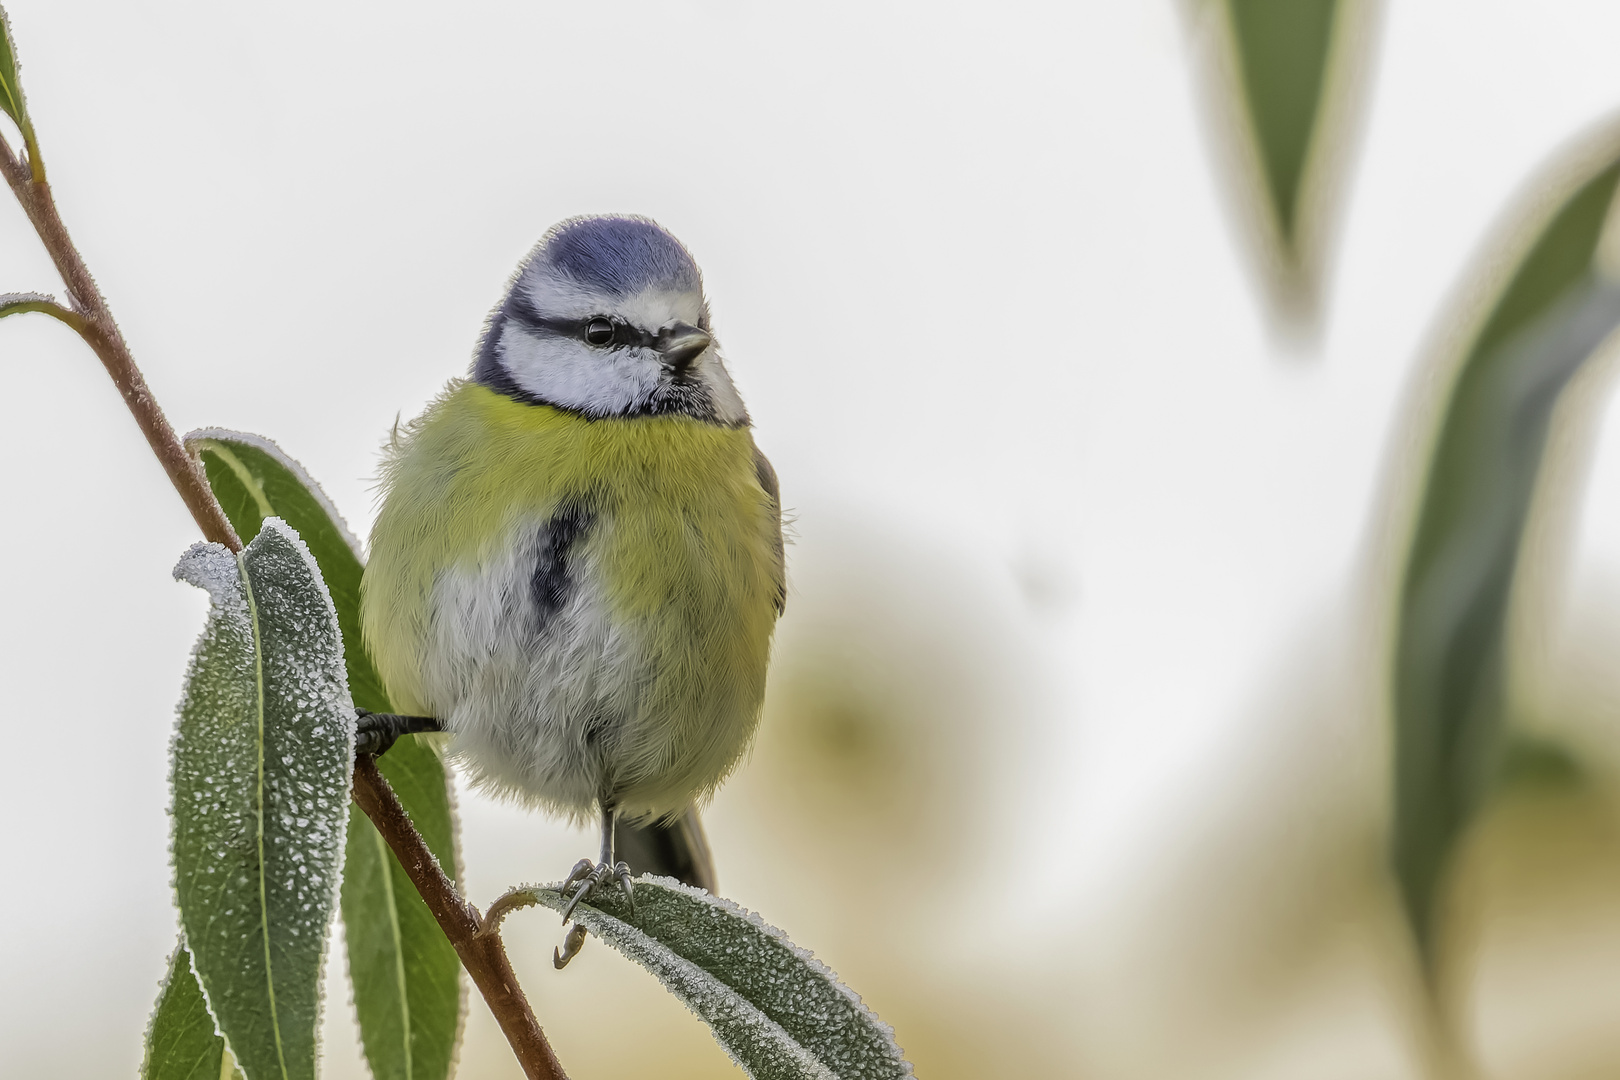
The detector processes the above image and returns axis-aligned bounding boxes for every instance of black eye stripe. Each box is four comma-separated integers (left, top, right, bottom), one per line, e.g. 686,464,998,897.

504,295,657,349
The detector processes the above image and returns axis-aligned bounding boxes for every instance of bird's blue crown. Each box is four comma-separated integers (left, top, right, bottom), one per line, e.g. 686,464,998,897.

535,215,702,297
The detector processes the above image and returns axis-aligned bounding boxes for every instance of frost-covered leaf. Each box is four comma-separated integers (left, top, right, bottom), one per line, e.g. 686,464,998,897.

0,291,54,316
0,292,81,331
142,943,243,1080
1393,151,1620,964
171,520,356,1080
186,429,463,1080
525,878,912,1080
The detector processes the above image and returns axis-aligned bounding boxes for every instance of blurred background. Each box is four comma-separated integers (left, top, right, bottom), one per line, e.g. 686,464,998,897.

7,1,1620,1077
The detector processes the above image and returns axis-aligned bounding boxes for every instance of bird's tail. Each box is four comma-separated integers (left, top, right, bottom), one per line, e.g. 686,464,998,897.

613,805,718,894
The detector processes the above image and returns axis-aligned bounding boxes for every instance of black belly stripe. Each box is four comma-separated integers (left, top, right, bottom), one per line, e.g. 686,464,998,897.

532,501,595,629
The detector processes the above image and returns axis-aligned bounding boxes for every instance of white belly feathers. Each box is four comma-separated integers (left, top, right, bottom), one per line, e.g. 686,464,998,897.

419,518,638,818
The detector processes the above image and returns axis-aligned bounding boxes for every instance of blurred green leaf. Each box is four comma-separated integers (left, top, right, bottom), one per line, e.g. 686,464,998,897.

142,943,243,1080
186,429,463,1080
1393,152,1620,964
1497,734,1584,793
525,878,913,1080
171,520,355,1080
1224,0,1339,249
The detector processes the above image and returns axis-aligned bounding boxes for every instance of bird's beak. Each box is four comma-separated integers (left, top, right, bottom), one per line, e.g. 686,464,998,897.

656,323,713,371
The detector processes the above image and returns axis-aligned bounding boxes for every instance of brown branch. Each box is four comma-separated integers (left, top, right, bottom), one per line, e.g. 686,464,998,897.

0,127,19,179
2,104,567,1080
353,757,567,1080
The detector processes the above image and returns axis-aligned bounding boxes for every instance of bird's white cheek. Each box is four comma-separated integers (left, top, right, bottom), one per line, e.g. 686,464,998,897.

498,330,660,416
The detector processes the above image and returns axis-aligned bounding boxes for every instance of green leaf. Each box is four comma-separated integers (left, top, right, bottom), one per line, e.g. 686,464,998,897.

1,291,52,314
0,2,41,174
185,429,463,1080
0,3,30,130
171,520,355,1080
523,878,913,1080
186,430,383,711
1196,0,1369,316
142,943,244,1080
1392,151,1620,965
1223,0,1340,248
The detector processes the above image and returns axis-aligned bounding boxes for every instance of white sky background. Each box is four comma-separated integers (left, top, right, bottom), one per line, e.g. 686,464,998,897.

8,1,1620,1077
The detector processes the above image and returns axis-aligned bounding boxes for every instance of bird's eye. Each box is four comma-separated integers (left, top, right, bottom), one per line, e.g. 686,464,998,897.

584,318,615,347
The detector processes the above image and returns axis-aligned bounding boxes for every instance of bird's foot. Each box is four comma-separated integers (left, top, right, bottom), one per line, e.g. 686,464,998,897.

557,857,635,922
355,709,443,757
553,806,635,970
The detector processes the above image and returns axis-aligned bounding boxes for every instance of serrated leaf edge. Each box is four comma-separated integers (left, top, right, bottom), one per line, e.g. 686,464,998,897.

141,940,219,1080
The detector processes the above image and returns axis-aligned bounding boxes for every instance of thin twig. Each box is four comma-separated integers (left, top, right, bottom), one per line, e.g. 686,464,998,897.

1,103,568,1080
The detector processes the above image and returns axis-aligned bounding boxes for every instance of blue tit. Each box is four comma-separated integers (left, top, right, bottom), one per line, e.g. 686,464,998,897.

357,215,784,933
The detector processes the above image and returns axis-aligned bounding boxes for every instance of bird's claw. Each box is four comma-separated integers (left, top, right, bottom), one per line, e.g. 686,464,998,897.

553,922,588,969
559,858,595,898
614,862,636,913
557,859,635,922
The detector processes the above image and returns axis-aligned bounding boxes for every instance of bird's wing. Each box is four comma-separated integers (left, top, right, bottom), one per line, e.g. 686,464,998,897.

753,442,786,615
